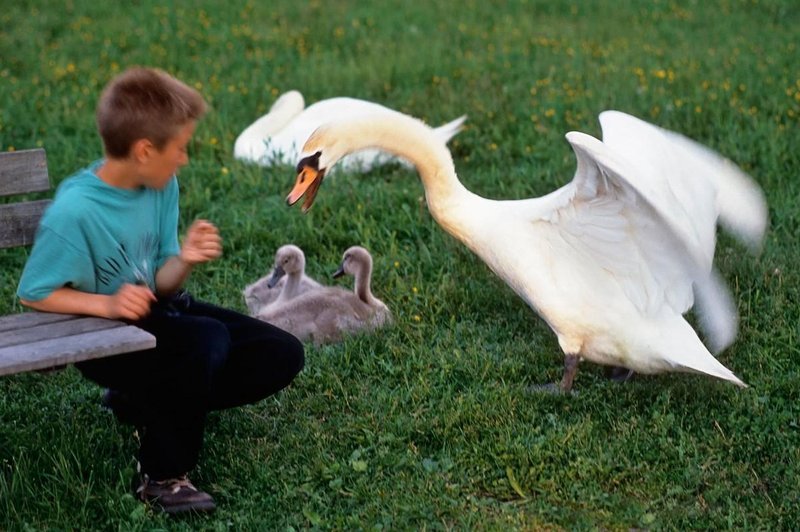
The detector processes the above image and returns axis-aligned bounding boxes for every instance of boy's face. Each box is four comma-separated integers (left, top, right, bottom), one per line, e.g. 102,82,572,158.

140,121,196,188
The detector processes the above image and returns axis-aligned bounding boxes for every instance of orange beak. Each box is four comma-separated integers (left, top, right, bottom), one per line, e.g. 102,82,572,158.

286,165,325,213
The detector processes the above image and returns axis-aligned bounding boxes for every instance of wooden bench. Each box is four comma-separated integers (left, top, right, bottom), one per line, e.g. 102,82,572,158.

0,148,156,376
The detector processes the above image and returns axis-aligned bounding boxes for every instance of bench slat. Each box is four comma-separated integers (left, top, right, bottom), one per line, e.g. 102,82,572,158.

0,199,51,248
0,311,81,332
0,315,130,349
0,149,50,196
0,326,156,376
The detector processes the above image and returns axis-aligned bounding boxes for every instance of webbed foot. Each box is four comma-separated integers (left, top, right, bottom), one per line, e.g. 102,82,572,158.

606,366,635,383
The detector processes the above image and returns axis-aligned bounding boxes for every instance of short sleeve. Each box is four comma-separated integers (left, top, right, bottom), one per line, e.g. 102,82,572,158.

156,177,181,268
17,225,97,301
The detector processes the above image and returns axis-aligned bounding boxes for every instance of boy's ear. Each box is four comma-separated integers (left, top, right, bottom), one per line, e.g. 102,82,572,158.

131,138,154,163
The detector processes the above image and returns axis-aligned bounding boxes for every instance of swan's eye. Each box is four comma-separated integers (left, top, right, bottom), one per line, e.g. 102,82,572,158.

295,151,322,173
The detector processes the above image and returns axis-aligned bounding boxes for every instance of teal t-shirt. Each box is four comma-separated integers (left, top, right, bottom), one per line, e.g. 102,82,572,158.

17,161,181,301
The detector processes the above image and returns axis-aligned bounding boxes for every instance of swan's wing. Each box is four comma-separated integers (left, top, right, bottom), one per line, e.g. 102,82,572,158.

599,111,767,254
543,138,696,316
539,131,738,350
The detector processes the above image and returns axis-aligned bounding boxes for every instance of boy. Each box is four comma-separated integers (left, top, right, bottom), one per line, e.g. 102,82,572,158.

17,67,304,514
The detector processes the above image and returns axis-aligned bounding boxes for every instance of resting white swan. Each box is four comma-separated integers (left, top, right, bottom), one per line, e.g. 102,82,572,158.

256,246,391,345
234,90,466,172
242,244,322,315
285,108,767,391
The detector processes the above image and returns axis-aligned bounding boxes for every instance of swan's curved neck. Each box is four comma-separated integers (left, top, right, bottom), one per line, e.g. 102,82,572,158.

278,270,303,301
352,261,374,304
331,112,471,221
236,93,302,147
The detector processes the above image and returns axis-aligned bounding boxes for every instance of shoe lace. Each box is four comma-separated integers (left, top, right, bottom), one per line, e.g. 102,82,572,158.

138,474,198,495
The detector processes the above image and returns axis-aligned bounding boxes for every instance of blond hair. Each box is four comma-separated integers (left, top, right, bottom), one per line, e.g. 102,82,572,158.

96,67,207,158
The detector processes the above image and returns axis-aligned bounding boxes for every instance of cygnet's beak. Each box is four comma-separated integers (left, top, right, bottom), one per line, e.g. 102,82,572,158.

287,152,325,213
331,263,345,279
266,265,286,288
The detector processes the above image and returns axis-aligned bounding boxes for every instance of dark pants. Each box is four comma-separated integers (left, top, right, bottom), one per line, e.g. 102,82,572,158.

76,291,304,480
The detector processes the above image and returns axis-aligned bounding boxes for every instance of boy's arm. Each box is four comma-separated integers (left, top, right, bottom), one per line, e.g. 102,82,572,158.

21,284,157,320
154,256,193,296
155,219,222,296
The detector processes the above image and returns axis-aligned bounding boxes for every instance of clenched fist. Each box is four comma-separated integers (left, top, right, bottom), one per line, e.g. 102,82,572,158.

180,219,223,265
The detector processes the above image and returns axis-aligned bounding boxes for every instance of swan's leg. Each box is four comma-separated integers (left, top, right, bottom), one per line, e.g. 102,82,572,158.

527,354,580,395
559,354,580,392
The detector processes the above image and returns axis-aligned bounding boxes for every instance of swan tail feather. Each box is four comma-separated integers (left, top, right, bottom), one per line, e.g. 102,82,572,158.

433,115,468,145
660,318,747,387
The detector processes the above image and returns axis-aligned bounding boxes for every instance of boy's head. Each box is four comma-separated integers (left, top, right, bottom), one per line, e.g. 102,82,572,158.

96,67,207,159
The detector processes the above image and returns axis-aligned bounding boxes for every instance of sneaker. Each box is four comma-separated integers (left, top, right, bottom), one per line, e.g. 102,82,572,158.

136,474,216,514
101,389,145,427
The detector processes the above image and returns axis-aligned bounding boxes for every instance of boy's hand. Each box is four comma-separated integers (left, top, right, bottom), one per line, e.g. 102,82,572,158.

180,219,223,265
108,283,157,320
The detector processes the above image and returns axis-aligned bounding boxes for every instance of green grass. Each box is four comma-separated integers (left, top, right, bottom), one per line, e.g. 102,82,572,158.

1,0,799,528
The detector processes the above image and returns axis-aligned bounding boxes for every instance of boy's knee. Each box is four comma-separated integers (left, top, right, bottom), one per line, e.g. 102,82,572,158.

284,333,305,379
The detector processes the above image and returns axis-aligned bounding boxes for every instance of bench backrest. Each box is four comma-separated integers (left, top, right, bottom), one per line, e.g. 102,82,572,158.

0,149,51,249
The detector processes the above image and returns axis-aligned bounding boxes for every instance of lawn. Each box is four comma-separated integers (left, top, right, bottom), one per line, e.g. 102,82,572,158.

1,0,799,529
